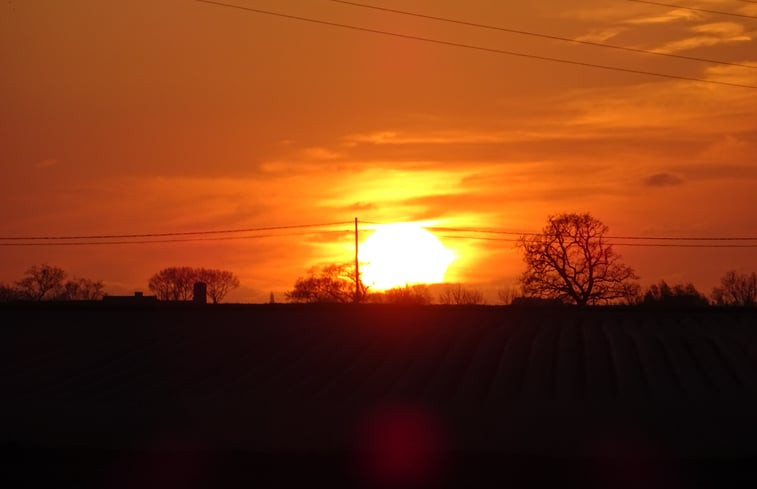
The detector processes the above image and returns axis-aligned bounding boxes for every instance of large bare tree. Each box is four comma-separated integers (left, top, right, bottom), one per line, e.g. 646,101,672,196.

198,268,240,304
15,264,67,301
148,267,239,302
519,213,639,305
438,284,485,305
712,270,757,306
286,264,364,303
59,278,106,301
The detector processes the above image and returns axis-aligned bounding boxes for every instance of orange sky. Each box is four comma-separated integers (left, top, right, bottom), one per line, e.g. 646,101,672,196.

2,0,756,302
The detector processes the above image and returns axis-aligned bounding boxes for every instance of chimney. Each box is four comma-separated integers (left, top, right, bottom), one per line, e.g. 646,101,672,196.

193,282,207,304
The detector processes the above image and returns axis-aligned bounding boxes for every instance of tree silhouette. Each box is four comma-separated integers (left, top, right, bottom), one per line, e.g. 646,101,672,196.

0,284,22,303
438,284,485,305
149,267,196,301
15,264,67,301
379,284,433,305
197,268,240,304
148,267,239,302
286,264,365,303
519,213,639,305
496,286,520,305
642,281,709,306
58,277,105,301
712,270,757,306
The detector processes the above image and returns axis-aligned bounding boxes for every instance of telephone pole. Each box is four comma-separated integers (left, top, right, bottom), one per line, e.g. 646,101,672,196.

354,217,360,303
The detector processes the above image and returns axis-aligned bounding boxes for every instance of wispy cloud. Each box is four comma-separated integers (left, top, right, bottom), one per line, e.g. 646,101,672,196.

644,172,684,187
301,146,343,161
653,22,751,53
34,158,58,168
625,9,702,25
574,27,629,43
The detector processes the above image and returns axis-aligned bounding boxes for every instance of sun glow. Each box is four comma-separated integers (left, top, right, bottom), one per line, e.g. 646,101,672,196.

360,223,455,290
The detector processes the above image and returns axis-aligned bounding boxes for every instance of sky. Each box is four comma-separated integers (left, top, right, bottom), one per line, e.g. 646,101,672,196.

2,0,756,302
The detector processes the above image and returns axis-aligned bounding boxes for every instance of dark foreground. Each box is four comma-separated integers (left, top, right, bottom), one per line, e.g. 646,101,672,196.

3,303,757,488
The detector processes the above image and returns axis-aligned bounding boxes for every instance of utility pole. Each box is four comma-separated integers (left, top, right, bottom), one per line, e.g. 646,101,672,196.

354,217,360,303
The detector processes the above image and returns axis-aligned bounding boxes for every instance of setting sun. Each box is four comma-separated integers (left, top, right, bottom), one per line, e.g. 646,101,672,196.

360,224,455,290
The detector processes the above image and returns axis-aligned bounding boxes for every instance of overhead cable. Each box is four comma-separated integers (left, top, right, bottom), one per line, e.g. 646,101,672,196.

438,234,757,248
326,0,756,69
428,226,757,241
627,0,757,19
195,0,757,89
0,221,352,241
0,229,353,247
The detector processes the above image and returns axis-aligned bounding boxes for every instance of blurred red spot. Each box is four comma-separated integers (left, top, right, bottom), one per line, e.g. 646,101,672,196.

356,403,447,489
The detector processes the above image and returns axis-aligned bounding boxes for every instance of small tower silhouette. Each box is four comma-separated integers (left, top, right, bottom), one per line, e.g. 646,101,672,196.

193,282,207,304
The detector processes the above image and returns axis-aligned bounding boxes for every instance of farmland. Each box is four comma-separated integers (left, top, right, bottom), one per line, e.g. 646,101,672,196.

3,303,757,487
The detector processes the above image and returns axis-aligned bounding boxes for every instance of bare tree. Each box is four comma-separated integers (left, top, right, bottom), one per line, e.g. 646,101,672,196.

379,284,433,305
519,213,639,305
0,283,22,303
438,284,485,305
197,268,240,304
148,267,197,301
642,281,708,306
15,264,67,301
712,270,757,306
497,286,520,305
286,264,363,303
148,267,239,302
58,278,106,301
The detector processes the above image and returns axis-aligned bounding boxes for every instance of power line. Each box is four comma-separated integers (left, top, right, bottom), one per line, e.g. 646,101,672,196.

627,0,757,19
0,221,352,241
437,234,757,248
326,0,757,69
195,0,757,90
427,226,757,241
0,229,353,247
612,243,757,248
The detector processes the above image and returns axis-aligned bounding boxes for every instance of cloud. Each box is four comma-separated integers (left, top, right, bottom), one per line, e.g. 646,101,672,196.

693,22,749,37
34,158,58,168
653,22,751,53
301,146,343,161
345,202,378,212
644,173,684,187
344,130,513,146
703,63,757,87
575,27,629,43
625,9,702,25
655,34,751,53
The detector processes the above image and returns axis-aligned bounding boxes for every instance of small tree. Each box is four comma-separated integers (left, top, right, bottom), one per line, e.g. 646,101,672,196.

497,286,520,305
438,284,485,305
519,213,639,305
642,281,708,306
148,267,196,301
197,268,240,304
148,267,239,302
58,278,106,301
15,264,67,301
380,284,433,305
712,271,757,306
0,283,22,303
286,264,363,303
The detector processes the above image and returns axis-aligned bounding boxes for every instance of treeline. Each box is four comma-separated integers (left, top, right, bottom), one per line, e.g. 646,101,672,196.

147,267,239,304
284,262,757,306
0,265,105,302
2,213,755,307
285,213,756,307
285,264,484,305
0,265,240,304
